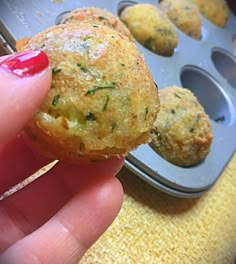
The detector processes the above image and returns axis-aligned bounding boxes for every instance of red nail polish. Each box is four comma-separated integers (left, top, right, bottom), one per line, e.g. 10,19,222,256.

0,50,49,77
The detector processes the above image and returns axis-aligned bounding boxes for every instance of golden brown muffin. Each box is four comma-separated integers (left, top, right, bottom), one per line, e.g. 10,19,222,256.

159,0,202,39
120,3,178,56
23,23,160,164
150,86,213,167
60,6,133,41
190,0,229,27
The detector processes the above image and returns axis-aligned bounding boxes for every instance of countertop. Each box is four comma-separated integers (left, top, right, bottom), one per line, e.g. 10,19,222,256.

80,154,236,264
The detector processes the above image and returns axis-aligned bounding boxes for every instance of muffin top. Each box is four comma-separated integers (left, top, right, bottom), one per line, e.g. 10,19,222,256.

160,0,202,39
23,23,160,163
120,3,178,56
60,6,133,41
150,86,213,166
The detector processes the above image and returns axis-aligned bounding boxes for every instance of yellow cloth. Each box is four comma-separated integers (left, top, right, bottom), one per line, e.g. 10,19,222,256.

81,154,236,263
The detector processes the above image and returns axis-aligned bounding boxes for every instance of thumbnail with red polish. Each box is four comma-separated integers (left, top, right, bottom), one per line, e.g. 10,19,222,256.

0,50,49,77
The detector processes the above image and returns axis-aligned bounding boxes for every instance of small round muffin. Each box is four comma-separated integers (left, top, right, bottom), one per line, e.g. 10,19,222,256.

60,6,133,41
150,86,213,167
23,23,160,164
190,0,229,27
159,0,202,39
120,3,178,56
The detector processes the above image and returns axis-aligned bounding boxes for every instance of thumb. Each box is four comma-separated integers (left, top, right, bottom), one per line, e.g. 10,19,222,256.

0,51,51,144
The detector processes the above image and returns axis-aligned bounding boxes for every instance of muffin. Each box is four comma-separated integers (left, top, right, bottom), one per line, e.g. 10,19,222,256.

22,23,160,164
60,6,133,41
120,3,178,56
190,0,229,27
159,0,202,39
150,86,213,167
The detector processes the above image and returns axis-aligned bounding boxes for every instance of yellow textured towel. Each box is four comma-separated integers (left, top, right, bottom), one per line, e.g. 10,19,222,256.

81,154,236,264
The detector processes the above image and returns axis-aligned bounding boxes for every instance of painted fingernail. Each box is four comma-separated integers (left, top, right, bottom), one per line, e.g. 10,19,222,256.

0,50,49,77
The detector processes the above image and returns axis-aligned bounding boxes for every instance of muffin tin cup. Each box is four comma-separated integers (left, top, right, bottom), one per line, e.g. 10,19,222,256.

1,0,235,197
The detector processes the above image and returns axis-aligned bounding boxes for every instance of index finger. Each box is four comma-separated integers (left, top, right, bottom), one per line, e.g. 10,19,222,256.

0,51,51,144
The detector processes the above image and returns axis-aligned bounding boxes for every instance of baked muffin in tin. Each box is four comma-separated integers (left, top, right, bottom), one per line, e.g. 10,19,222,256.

60,6,133,41
120,3,178,56
150,86,213,167
190,0,229,27
160,0,202,39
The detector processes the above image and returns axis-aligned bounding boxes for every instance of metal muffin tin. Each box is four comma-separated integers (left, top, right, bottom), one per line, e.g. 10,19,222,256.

1,0,236,198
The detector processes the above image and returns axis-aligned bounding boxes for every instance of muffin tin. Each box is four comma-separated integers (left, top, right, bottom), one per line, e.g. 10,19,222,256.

0,0,236,197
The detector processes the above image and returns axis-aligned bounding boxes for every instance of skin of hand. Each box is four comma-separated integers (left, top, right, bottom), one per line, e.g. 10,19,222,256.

0,51,124,264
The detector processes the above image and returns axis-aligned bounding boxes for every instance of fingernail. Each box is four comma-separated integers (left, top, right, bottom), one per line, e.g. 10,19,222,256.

0,50,49,77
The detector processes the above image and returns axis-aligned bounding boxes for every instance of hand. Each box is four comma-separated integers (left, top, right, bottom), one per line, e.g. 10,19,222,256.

0,51,124,264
